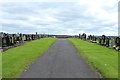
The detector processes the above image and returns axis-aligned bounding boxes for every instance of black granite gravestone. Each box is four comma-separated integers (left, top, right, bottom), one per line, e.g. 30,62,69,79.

115,37,120,50
99,37,102,44
101,35,106,45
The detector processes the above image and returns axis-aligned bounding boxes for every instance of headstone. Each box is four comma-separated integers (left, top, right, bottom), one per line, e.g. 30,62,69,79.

110,38,116,48
105,37,110,47
82,33,86,40
93,36,97,43
5,34,10,46
101,35,106,45
31,34,34,40
2,33,6,47
25,35,28,41
21,34,24,43
79,34,81,39
99,37,102,44
0,32,2,49
89,35,92,41
115,37,120,50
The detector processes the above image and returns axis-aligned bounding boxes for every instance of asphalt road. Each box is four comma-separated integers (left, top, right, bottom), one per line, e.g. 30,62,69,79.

20,39,100,78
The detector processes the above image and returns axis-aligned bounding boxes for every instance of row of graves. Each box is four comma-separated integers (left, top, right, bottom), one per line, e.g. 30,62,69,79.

79,33,120,51
0,32,50,51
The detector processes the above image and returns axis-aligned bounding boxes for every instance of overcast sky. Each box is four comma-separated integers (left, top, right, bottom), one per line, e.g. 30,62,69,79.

0,0,119,36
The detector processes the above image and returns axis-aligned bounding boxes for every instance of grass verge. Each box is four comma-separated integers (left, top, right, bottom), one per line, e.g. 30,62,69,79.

68,38,118,78
2,38,57,78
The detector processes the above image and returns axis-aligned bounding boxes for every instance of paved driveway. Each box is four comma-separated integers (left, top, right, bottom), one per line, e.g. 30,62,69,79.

20,39,99,78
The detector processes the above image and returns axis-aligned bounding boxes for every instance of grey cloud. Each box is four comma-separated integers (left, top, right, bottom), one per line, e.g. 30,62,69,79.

1,2,118,36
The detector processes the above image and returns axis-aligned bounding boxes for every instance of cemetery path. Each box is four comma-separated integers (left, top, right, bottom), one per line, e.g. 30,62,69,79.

20,39,100,78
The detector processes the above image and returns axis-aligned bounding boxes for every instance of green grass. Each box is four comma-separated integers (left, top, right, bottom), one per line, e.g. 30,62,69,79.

68,38,118,78
2,38,57,78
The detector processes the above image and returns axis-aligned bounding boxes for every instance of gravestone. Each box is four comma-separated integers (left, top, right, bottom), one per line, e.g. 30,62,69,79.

115,37,120,50
82,33,86,40
9,35,13,46
5,33,10,46
89,35,92,41
0,32,3,52
101,35,106,45
79,34,81,39
2,33,6,47
111,38,116,48
31,34,34,40
20,34,24,43
0,32,2,49
92,35,94,42
98,37,102,44
105,37,110,47
25,35,28,41
93,36,97,43
16,33,20,41
87,35,90,40
19,33,22,42
108,38,114,49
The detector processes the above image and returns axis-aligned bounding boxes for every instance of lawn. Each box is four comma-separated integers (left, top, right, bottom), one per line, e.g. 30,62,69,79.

2,37,57,78
68,38,118,78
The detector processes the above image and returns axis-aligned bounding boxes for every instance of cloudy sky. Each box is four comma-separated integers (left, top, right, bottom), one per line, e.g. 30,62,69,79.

0,0,119,36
